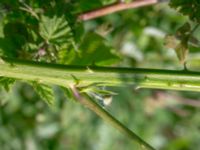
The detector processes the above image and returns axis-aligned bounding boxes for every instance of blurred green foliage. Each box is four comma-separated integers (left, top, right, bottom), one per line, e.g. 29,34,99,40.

0,0,200,150
170,0,200,23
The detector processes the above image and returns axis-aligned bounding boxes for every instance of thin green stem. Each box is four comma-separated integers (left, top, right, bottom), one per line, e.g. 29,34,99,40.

1,57,200,92
70,85,155,150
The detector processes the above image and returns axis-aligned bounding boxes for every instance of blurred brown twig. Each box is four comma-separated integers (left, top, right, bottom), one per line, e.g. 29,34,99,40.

78,0,159,21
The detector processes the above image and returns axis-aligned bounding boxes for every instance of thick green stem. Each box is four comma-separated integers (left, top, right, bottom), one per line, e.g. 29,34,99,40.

1,57,200,92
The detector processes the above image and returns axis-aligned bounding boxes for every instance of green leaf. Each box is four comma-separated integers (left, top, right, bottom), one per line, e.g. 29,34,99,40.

3,22,29,48
31,82,55,107
72,0,103,13
170,0,200,22
0,22,29,58
63,33,119,66
0,38,18,58
0,77,15,92
39,15,74,47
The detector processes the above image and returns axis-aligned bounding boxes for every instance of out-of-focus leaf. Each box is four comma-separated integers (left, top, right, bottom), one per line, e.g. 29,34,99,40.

3,22,29,48
0,22,29,58
0,38,18,57
164,22,200,64
124,0,133,3
0,77,15,92
61,87,75,101
31,82,55,107
65,33,119,66
170,0,200,22
0,21,3,38
72,0,102,13
187,57,200,70
164,35,179,49
176,22,191,36
164,34,189,64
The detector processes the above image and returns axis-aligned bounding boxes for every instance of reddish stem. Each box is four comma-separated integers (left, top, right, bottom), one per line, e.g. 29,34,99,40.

78,0,159,21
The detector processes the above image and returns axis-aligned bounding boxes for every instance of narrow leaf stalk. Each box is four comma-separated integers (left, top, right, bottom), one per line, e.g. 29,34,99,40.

70,85,155,150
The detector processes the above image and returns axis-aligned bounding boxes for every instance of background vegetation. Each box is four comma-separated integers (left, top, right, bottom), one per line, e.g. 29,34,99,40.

0,0,200,150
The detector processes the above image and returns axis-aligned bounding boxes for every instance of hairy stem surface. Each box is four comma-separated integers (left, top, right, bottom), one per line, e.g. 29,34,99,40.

1,57,200,92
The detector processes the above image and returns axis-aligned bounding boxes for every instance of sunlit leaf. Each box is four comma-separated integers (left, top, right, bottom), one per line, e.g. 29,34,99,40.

39,15,73,46
0,22,29,58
